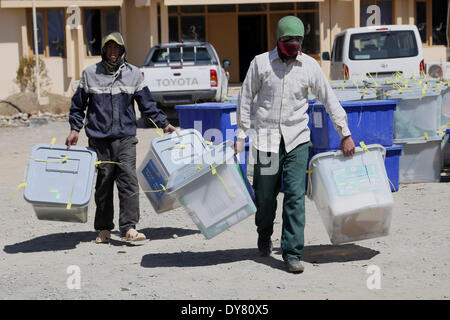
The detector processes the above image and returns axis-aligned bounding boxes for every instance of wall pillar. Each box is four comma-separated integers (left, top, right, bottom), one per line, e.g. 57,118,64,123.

354,0,360,28
408,0,415,25
160,2,169,43
149,0,159,47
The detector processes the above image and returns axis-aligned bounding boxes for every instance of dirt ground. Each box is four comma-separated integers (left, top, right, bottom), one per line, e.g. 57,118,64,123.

0,121,449,301
0,92,71,116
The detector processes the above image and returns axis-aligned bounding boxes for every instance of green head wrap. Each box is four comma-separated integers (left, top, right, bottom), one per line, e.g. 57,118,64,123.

277,16,304,39
101,32,126,74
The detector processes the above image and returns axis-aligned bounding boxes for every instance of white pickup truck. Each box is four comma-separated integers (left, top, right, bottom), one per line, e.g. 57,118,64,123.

140,42,230,107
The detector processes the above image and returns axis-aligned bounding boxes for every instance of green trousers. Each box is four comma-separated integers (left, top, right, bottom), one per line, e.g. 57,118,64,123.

253,139,312,261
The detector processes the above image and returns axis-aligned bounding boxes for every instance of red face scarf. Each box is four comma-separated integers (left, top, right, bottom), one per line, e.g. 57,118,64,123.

277,38,301,60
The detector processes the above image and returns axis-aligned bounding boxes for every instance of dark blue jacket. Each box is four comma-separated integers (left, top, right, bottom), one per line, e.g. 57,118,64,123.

69,62,169,138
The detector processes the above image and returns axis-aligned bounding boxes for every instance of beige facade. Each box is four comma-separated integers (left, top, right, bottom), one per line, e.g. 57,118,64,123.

0,0,448,99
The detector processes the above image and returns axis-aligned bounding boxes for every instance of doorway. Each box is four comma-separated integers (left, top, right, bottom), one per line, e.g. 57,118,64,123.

238,15,267,82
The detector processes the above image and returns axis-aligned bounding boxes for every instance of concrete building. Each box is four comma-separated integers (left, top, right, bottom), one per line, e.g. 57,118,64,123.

0,0,448,99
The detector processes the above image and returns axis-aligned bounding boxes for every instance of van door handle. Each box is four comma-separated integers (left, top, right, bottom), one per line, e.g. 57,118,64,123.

173,73,181,76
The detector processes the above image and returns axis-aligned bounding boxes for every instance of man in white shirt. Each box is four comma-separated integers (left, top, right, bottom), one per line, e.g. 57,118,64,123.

235,16,355,273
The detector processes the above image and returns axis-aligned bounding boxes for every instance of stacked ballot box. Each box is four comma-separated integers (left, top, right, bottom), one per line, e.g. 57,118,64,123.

308,100,401,191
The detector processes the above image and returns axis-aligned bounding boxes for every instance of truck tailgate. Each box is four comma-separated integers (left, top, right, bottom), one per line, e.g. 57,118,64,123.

142,65,213,92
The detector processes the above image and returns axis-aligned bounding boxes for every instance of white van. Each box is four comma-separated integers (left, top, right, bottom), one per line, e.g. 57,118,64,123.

322,25,425,80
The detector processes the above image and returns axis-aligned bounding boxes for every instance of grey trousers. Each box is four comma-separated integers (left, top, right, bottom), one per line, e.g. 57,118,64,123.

90,136,140,237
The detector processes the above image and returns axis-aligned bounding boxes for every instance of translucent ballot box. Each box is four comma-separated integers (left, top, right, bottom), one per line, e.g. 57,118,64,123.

23,144,98,223
166,140,256,239
137,129,211,213
307,144,394,244
394,136,443,183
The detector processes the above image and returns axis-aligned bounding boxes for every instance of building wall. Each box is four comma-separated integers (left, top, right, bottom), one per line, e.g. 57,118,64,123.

1,0,449,100
124,0,151,67
0,8,25,99
207,13,240,83
43,58,69,94
319,0,356,78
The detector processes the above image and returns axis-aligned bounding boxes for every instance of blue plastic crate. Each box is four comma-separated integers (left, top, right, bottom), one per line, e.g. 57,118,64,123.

309,100,397,150
175,102,249,175
384,145,403,192
443,128,450,167
175,102,240,144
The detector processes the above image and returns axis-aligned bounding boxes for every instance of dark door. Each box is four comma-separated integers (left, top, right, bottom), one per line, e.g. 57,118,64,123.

238,15,267,82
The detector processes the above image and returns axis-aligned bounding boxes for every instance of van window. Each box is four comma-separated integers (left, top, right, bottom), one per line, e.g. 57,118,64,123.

349,31,418,60
332,35,344,62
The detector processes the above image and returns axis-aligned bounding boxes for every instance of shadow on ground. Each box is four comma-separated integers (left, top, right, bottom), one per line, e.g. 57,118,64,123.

140,243,379,271
3,227,199,254
113,227,200,241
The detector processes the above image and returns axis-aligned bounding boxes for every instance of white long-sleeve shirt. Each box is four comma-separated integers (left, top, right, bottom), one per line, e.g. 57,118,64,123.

237,48,351,153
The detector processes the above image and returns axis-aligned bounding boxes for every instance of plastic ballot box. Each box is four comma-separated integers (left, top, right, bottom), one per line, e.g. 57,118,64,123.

166,141,256,239
23,144,98,223
137,129,212,213
308,144,394,244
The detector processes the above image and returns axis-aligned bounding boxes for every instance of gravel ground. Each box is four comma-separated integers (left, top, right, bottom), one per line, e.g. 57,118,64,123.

0,121,449,300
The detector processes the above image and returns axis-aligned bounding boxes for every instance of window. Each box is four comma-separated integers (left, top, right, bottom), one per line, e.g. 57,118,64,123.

31,11,44,55
47,9,65,57
180,6,205,14
85,8,120,56
169,17,179,42
29,8,65,57
360,0,393,27
180,16,205,42
207,5,236,13
298,11,320,55
415,0,448,46
332,35,345,62
432,0,447,45
167,3,320,56
349,31,418,60
269,3,294,11
416,1,427,43
238,4,267,12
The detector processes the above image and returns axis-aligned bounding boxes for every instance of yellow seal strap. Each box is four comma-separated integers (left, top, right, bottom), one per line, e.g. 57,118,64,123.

66,184,75,210
50,137,56,148
94,161,122,167
9,182,28,202
148,117,164,137
211,165,235,198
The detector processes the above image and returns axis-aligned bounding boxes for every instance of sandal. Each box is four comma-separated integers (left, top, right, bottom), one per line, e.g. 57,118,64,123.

95,230,111,244
121,228,147,243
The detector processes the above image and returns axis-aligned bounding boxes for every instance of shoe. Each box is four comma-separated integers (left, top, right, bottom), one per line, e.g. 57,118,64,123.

286,258,305,273
257,238,273,257
95,230,111,244
121,228,147,244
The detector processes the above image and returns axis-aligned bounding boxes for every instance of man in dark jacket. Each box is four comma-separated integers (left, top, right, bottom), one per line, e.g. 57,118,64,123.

66,32,177,244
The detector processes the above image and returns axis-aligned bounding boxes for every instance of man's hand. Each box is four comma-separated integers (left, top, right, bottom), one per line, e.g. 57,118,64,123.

340,135,355,157
234,138,246,155
163,124,179,135
65,130,79,149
